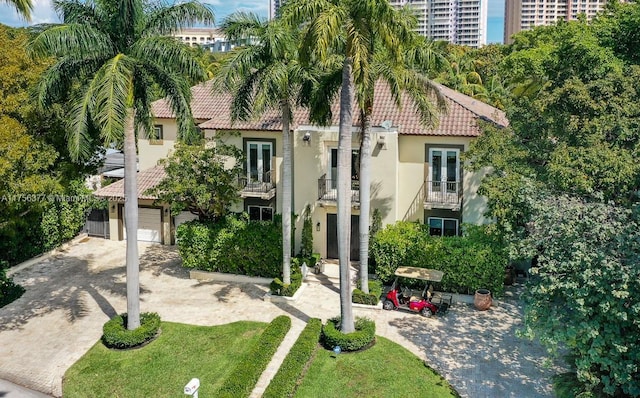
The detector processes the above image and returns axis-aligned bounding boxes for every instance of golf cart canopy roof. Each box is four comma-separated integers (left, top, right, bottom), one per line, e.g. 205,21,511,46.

394,267,444,282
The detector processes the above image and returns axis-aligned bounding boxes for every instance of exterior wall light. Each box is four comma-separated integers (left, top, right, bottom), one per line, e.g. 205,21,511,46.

302,131,311,144
316,221,321,231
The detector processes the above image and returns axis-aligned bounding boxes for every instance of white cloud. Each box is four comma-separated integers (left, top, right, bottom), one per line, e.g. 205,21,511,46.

0,0,58,27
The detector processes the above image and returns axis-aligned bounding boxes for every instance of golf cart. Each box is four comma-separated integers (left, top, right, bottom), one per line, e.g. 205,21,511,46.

382,266,452,317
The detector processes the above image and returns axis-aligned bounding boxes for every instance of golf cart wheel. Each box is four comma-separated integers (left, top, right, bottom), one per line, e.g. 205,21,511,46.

383,300,394,310
421,307,433,317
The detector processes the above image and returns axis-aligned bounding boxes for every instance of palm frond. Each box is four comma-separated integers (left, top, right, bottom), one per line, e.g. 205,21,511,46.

92,54,135,145
132,68,155,140
53,0,102,27
132,36,206,83
33,56,103,108
4,0,33,20
213,44,264,93
230,71,260,121
144,1,214,36
66,81,98,161
143,63,198,143
28,23,113,60
219,11,265,41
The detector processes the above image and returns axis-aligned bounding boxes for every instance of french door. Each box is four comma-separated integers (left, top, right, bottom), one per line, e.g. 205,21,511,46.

247,141,272,183
428,148,460,201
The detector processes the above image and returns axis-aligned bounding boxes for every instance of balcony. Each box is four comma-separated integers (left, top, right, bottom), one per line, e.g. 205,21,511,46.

239,171,275,200
424,180,462,210
317,174,359,205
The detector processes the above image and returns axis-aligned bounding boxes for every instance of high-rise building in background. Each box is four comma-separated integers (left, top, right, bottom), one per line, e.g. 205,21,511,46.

504,0,626,44
269,0,284,20
270,0,488,48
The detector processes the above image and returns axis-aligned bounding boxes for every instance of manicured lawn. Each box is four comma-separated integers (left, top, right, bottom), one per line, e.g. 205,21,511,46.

294,336,460,398
63,321,266,398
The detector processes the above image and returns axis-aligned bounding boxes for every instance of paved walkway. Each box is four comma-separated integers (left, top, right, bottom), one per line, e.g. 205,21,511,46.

0,238,561,397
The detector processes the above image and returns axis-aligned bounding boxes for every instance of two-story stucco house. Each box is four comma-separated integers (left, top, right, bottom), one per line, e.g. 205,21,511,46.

94,80,507,259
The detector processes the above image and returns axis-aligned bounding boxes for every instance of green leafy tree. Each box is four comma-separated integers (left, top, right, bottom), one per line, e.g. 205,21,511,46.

214,12,316,285
522,196,640,397
147,142,243,221
29,0,213,330
467,14,640,396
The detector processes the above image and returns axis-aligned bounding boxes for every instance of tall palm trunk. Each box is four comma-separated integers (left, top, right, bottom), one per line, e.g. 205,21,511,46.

359,106,372,294
282,100,292,285
124,127,140,330
338,58,355,333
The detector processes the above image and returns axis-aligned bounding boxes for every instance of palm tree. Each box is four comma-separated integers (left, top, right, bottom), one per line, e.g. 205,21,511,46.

284,0,414,333
356,35,447,294
29,0,213,330
214,12,316,285
3,0,32,20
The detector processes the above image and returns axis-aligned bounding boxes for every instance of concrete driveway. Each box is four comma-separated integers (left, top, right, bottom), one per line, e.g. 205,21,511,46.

0,237,560,397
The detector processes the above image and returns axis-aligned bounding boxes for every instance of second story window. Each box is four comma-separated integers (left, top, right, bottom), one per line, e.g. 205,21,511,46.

329,148,359,190
247,141,273,184
427,148,459,201
149,125,163,145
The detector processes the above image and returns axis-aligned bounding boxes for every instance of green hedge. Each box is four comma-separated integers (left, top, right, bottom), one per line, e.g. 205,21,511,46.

352,280,383,305
270,267,302,297
102,312,161,349
263,318,322,398
216,315,291,398
370,222,507,295
322,317,376,352
0,267,25,308
177,214,282,278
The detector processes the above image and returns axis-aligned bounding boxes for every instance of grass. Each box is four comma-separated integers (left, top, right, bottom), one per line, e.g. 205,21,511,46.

293,336,460,398
63,321,266,398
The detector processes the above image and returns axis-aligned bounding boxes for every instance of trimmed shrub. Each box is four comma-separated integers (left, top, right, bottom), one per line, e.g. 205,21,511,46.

370,222,507,295
263,318,322,398
102,312,161,349
270,267,302,297
0,267,25,308
352,280,383,305
216,315,291,398
321,316,376,352
299,205,313,258
177,214,282,278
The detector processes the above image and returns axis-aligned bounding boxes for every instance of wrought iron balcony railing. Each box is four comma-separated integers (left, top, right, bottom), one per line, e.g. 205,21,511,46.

317,174,359,202
424,180,462,206
238,171,274,195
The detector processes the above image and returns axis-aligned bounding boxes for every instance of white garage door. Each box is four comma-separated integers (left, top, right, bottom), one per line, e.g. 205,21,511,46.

174,211,198,229
123,208,162,243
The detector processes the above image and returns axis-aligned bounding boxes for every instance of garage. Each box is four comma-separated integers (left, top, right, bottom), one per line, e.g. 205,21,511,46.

174,211,198,229
123,208,163,243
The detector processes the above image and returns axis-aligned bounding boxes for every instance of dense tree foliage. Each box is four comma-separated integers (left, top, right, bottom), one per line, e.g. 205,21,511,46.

148,141,242,221
522,197,640,397
467,3,640,396
0,25,100,269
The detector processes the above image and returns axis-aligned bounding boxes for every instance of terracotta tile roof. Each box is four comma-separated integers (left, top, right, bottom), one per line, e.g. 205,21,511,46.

152,80,507,137
93,165,166,200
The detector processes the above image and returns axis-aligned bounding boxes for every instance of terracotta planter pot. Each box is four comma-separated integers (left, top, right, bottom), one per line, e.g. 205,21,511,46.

474,289,492,311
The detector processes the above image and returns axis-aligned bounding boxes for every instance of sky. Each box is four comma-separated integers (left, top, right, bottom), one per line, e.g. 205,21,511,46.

0,0,505,44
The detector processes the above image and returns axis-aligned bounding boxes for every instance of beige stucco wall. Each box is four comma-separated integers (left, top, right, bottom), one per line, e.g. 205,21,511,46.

291,127,397,258
138,119,178,171
132,118,491,253
211,129,283,214
397,135,489,225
